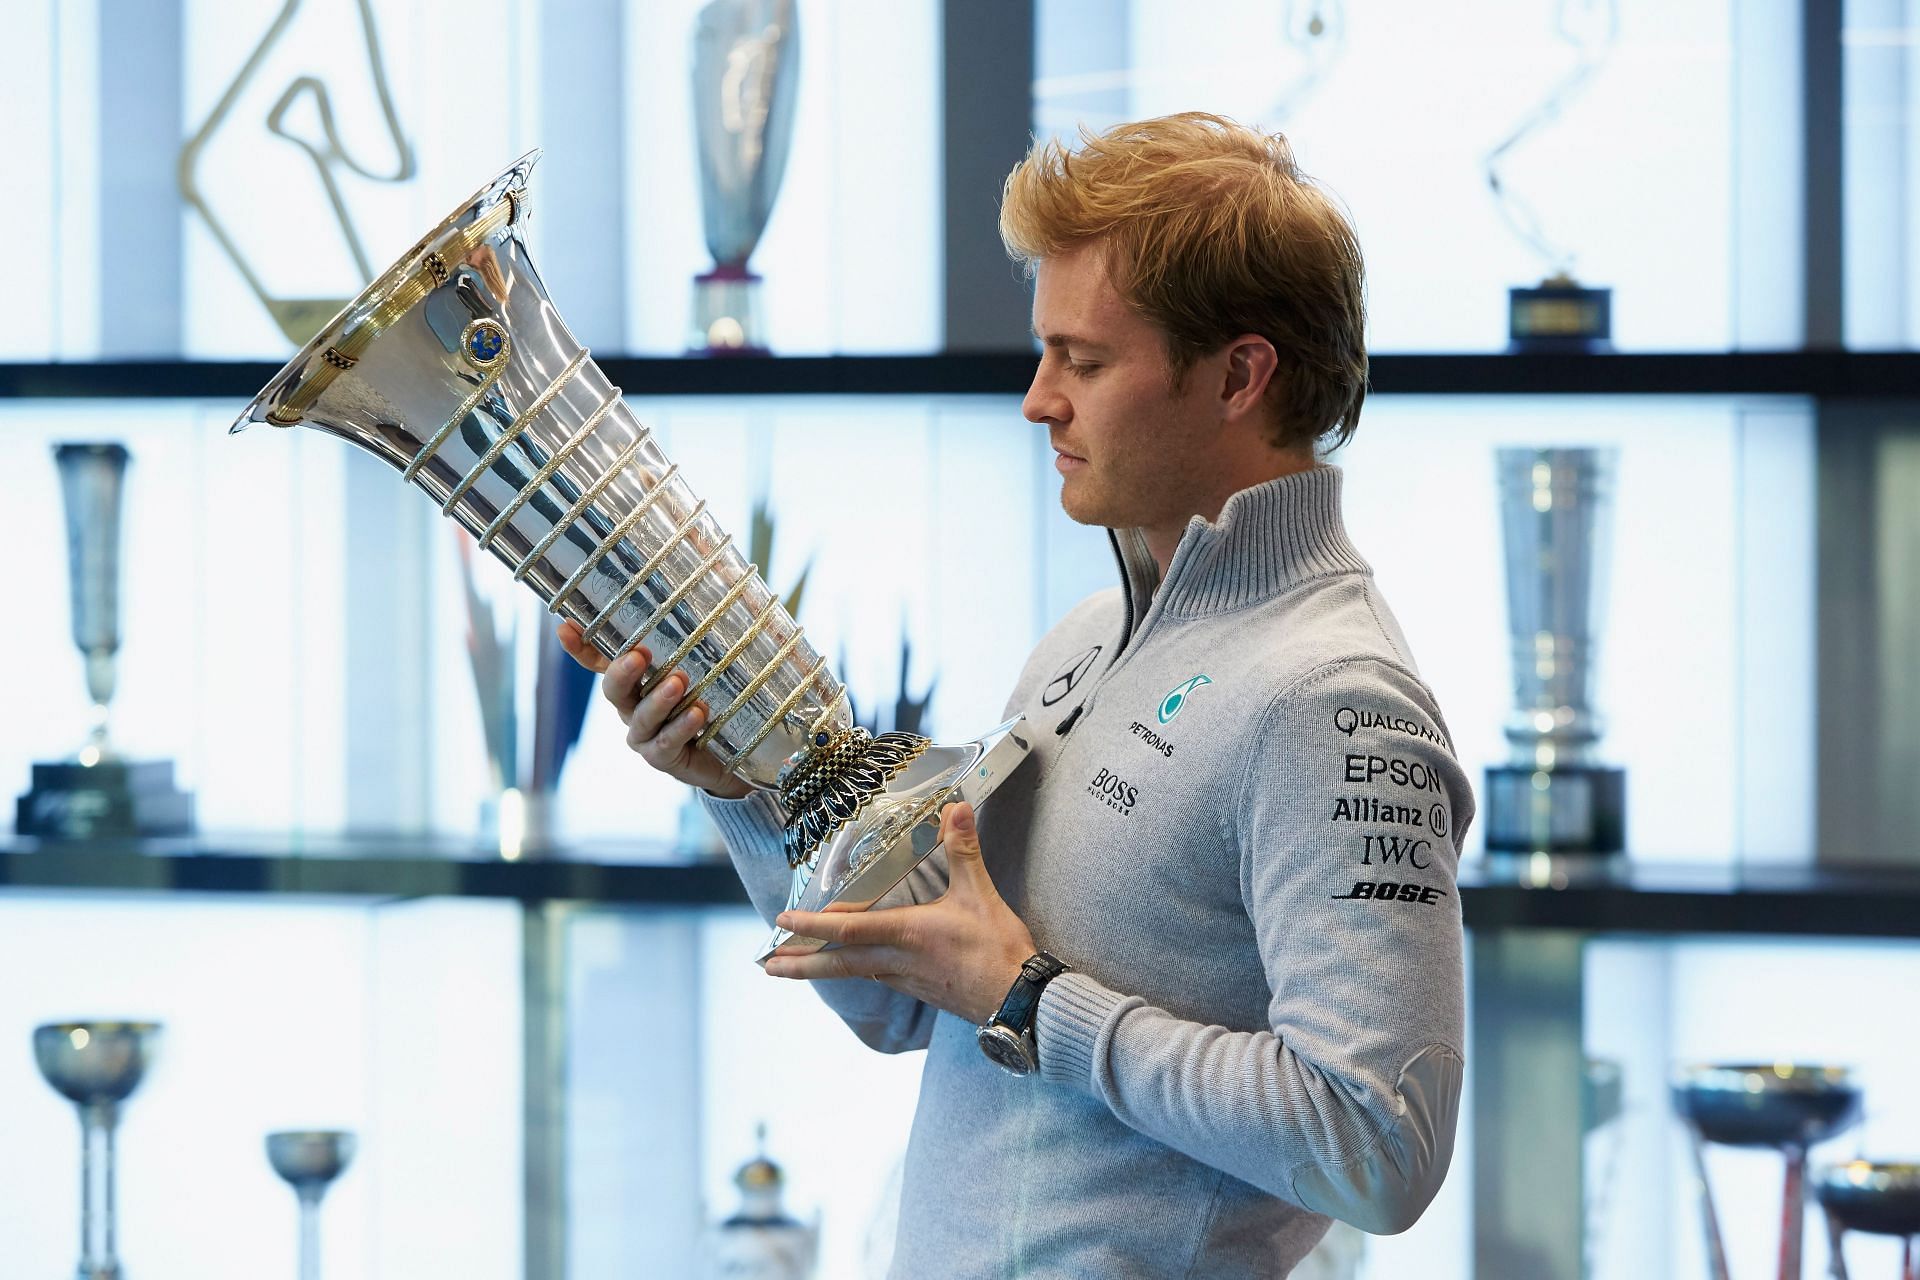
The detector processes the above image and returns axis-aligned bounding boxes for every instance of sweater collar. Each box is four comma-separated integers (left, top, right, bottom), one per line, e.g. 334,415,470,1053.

1110,464,1370,623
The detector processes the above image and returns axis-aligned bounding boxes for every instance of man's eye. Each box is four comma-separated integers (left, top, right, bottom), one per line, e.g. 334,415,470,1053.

1064,357,1099,378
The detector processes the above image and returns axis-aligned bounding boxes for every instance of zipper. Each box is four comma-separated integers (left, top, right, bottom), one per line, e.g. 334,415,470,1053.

1056,528,1146,739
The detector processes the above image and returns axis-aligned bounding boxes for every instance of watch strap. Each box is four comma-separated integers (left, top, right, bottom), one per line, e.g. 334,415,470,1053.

987,951,1071,1038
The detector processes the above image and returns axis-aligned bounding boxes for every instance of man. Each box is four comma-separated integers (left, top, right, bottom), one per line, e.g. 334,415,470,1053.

562,112,1471,1277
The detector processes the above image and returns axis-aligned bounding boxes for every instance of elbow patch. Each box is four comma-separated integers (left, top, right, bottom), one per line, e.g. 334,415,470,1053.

1289,1044,1463,1235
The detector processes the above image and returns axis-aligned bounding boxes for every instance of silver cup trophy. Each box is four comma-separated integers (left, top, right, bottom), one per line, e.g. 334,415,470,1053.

689,0,798,355
1485,447,1626,853
16,445,193,839
1815,1160,1920,1279
1673,1064,1865,1280
34,1020,163,1280
267,1130,357,1280
233,154,1030,962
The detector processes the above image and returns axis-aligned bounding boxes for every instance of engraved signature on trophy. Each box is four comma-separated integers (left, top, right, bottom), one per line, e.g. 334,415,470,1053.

178,0,416,346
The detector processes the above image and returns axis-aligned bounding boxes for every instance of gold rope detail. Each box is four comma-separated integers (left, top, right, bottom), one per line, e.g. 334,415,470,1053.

574,498,711,636
403,344,511,483
441,349,590,514
478,386,625,552
667,595,784,728
513,434,650,583
602,531,736,653
631,564,759,701
693,627,807,753
546,467,685,612
729,654,833,768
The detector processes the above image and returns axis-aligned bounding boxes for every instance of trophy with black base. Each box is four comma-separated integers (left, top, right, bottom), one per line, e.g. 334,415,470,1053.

16,444,193,840
234,153,1029,962
1484,447,1625,854
1486,0,1617,353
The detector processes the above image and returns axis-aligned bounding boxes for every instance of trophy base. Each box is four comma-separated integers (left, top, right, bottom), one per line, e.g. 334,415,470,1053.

1508,280,1612,354
15,759,194,840
689,267,769,356
1483,763,1624,853
756,717,1034,963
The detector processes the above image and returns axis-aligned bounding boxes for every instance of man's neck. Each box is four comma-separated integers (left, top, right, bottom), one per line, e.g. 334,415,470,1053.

1142,450,1317,575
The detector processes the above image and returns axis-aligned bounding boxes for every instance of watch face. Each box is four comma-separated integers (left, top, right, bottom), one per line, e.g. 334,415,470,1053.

977,1025,1036,1076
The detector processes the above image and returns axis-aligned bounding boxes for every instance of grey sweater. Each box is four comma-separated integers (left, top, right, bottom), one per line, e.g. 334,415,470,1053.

704,466,1472,1277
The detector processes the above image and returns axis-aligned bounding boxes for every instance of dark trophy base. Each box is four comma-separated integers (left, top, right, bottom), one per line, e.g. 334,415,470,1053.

1508,280,1612,354
16,760,194,840
1484,764,1624,853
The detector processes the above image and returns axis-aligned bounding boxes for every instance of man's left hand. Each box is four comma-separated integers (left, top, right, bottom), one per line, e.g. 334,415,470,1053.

765,801,1037,1025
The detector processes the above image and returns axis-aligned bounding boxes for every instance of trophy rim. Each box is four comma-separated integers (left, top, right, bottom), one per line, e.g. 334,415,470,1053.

34,1019,164,1037
229,149,542,436
1671,1062,1858,1094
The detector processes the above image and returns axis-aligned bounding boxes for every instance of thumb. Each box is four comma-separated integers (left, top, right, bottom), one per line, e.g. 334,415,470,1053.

940,801,983,869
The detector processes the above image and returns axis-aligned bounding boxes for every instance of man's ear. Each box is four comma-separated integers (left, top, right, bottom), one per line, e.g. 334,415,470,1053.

1220,336,1279,422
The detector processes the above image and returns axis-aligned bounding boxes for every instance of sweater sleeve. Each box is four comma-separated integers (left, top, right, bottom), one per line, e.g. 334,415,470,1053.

1032,658,1471,1234
700,788,949,1055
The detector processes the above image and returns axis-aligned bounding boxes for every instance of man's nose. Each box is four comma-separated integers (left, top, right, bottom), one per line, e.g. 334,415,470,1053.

1023,367,1068,426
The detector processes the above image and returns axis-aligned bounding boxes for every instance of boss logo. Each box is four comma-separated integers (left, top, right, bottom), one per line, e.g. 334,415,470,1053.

1330,881,1447,905
1087,767,1139,816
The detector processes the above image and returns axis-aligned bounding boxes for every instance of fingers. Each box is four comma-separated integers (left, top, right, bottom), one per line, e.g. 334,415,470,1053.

764,943,905,982
630,683,710,765
556,621,612,674
940,802,983,867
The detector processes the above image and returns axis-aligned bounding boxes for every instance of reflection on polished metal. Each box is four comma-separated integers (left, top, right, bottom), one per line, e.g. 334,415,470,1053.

34,1021,163,1280
1484,447,1625,853
1816,1161,1920,1280
267,1130,357,1280
689,0,799,353
1673,1064,1864,1280
233,154,1031,961
16,446,193,839
1485,0,1616,352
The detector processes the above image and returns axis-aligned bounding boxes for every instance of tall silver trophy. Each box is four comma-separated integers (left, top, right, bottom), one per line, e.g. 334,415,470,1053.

34,1020,163,1280
17,445,193,839
233,155,1030,961
1485,447,1625,852
689,0,798,355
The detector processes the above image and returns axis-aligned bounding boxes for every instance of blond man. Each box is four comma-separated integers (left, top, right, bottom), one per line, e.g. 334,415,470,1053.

565,112,1471,1277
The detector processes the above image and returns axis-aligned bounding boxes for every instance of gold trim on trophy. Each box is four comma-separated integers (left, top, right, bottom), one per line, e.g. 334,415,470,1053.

695,628,807,751
633,564,762,701
441,348,589,512
547,465,684,610
478,386,625,551
512,433,651,582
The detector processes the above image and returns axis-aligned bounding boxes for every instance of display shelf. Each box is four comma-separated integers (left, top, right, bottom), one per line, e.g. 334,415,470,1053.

3,351,1919,403
10,833,1920,937
0,831,749,906
1459,856,1920,938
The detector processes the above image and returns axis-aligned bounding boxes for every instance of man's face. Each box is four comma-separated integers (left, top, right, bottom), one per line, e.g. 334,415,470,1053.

1023,243,1223,537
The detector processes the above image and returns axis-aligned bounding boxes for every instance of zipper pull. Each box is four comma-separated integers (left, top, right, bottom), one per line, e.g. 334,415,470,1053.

1055,704,1084,736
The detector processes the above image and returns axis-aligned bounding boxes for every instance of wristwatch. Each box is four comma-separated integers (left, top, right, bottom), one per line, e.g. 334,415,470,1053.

976,951,1071,1076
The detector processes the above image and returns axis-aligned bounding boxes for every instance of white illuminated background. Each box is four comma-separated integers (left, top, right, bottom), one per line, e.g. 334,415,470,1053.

0,0,1913,1276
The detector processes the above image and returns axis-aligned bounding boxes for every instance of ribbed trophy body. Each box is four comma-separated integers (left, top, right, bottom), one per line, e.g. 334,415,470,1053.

234,154,1029,959
1484,447,1625,852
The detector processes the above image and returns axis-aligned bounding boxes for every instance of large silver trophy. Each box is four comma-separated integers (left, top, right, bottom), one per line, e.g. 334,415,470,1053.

16,445,193,839
34,1020,163,1280
233,155,1030,961
689,0,798,355
1485,447,1625,852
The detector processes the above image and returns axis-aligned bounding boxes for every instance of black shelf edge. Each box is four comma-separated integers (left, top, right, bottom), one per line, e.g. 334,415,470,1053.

11,838,1920,939
4,351,1920,402
0,837,752,907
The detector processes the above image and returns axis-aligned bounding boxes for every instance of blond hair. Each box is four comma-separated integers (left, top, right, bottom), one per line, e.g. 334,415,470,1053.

1000,113,1367,452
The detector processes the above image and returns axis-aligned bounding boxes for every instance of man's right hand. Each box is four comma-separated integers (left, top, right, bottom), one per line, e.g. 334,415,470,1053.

556,621,754,800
